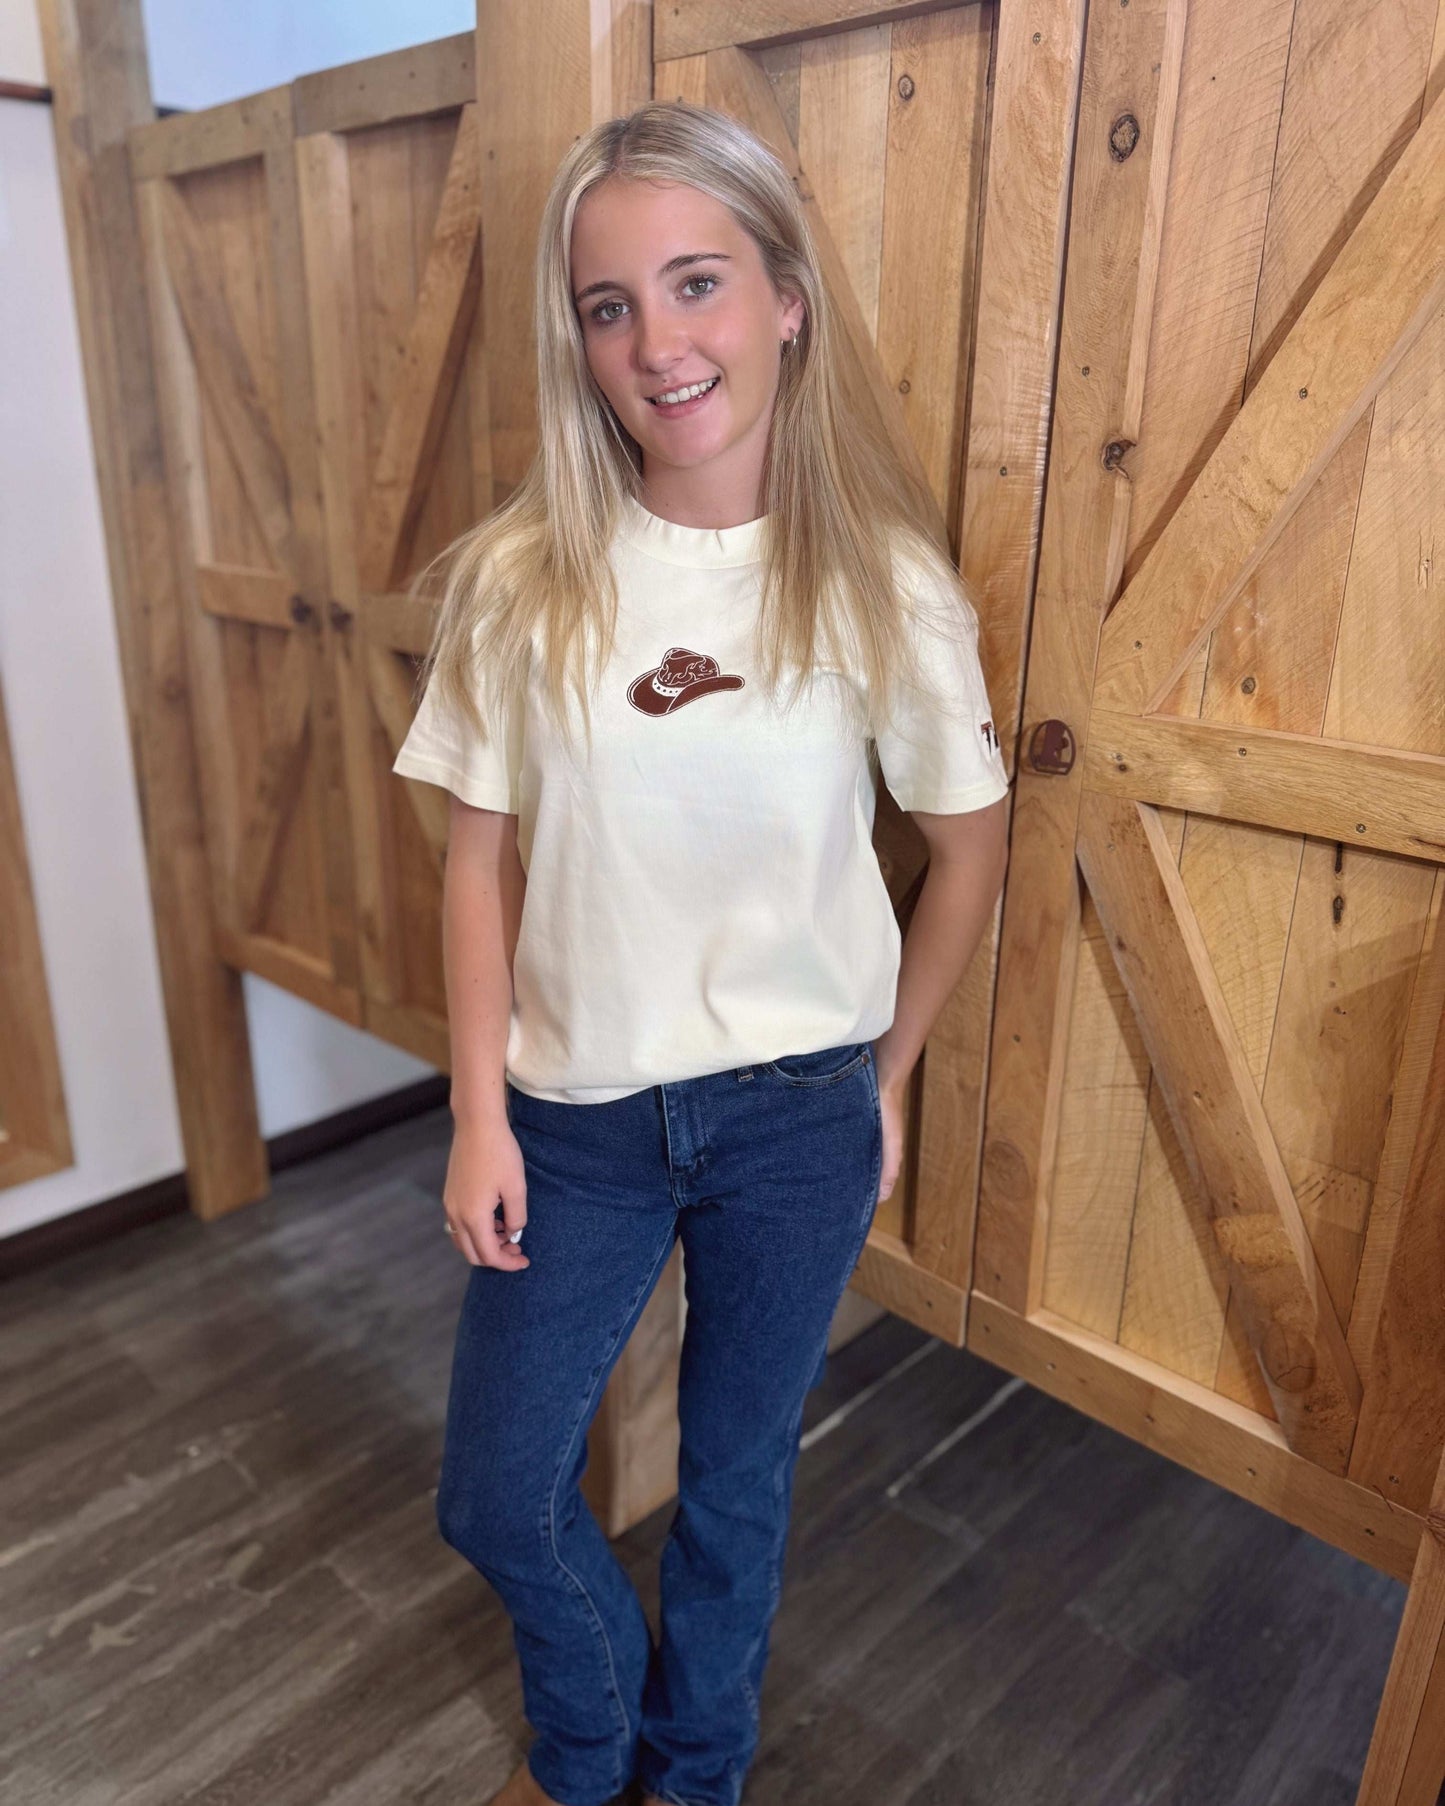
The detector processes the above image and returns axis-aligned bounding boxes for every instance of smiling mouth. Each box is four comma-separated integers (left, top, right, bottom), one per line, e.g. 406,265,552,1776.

647,375,721,408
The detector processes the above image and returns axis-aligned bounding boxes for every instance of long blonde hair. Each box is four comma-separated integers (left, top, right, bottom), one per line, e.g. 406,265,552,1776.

415,99,974,765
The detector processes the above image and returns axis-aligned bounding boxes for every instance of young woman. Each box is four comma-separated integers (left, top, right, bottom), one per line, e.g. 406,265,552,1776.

392,101,1010,1806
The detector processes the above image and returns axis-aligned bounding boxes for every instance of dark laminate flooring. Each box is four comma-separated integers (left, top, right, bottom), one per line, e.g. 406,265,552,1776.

0,1105,1409,1806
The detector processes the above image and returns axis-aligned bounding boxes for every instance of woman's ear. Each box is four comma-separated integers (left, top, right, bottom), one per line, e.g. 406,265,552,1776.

779,288,807,343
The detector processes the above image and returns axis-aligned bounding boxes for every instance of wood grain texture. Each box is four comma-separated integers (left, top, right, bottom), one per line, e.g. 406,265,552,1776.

975,0,1187,1312
1083,712,1445,861
1074,792,1362,1472
1094,79,1445,716
38,0,265,1221
657,0,981,61
355,106,484,592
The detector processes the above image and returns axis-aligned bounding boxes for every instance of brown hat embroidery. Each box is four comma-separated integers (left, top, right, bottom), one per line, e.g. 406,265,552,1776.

628,645,746,716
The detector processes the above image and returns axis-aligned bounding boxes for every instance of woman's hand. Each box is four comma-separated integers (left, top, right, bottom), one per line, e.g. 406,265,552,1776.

877,1073,906,1205
443,1116,530,1270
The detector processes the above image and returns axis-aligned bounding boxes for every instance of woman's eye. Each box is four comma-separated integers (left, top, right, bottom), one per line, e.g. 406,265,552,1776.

588,274,717,327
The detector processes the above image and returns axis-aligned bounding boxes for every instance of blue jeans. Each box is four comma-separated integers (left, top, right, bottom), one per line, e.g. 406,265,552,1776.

435,1040,884,1806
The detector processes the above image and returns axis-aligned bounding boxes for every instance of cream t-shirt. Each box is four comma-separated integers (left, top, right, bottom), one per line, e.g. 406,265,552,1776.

391,495,1010,1104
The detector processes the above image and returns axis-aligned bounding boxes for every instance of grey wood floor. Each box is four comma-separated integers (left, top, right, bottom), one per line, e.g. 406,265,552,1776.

0,1105,1409,1806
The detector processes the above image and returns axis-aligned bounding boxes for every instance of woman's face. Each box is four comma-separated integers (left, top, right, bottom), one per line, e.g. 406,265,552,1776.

570,176,804,508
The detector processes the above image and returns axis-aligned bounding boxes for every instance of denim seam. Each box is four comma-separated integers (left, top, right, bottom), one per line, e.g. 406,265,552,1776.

759,1042,871,1089
541,1221,679,1797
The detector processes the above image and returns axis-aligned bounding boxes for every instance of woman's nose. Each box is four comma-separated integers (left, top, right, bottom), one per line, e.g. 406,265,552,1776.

634,312,689,373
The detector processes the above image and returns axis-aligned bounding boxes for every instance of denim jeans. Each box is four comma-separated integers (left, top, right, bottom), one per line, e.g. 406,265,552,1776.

435,1040,884,1806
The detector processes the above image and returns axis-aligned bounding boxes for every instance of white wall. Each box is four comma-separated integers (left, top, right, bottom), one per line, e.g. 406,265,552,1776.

0,1,472,1240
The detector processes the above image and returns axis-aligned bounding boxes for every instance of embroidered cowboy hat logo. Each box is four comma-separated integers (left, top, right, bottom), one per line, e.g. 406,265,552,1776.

628,645,746,716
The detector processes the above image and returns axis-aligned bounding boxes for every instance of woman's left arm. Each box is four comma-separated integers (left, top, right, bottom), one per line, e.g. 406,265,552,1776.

871,793,1010,1201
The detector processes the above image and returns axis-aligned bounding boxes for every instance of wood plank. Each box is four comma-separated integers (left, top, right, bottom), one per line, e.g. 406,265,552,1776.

881,7,1008,1295
1093,82,1445,717
1074,791,1362,1472
370,650,448,877
214,924,365,1026
135,175,247,942
657,0,979,62
959,0,1084,746
128,85,286,180
262,112,361,998
850,1227,968,1343
975,0,1186,1312
702,43,945,546
356,105,483,592
358,591,438,658
1083,711,1445,863
292,33,475,137
195,563,296,629
156,180,298,578
38,0,266,1222
296,129,403,1008
231,633,316,933
966,1295,1420,1583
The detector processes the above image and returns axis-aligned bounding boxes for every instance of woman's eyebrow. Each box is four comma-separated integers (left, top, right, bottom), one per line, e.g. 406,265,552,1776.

574,251,732,305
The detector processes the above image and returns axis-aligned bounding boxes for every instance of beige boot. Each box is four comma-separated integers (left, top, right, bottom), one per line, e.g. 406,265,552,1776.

485,1756,569,1806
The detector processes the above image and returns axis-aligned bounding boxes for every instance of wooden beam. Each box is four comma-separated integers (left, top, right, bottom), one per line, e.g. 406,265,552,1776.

851,1227,969,1342
292,32,475,136
129,84,286,180
1084,711,1445,863
195,563,296,629
1093,80,1445,717
1075,791,1362,1472
657,0,978,62
37,0,266,1221
357,104,484,592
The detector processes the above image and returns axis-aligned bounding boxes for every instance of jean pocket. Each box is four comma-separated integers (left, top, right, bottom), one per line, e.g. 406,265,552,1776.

762,1041,872,1088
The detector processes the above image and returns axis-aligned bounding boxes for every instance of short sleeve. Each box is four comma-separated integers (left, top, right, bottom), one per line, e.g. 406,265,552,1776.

873,573,1010,814
391,651,523,815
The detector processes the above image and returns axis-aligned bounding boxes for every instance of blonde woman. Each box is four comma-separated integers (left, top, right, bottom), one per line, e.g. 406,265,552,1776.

392,100,1010,1806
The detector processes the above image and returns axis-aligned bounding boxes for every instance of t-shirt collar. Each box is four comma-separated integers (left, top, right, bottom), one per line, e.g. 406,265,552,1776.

618,492,768,568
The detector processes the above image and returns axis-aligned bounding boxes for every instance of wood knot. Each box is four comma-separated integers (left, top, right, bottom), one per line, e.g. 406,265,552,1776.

1109,114,1140,161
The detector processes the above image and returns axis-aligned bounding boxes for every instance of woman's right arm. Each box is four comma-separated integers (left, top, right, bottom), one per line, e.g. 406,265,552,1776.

441,793,530,1270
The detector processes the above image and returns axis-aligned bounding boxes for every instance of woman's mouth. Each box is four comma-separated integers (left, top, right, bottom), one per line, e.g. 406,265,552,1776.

646,375,720,417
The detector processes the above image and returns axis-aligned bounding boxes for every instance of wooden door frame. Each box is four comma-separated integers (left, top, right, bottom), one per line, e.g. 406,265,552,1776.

38,0,267,1222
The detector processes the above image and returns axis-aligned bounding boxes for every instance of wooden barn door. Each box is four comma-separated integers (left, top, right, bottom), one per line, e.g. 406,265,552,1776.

973,0,1444,1571
654,1,1082,1345
126,37,484,1063
294,40,487,1068
130,90,361,1021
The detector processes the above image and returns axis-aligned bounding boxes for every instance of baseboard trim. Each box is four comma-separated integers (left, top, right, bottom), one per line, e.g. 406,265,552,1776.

0,1074,450,1283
